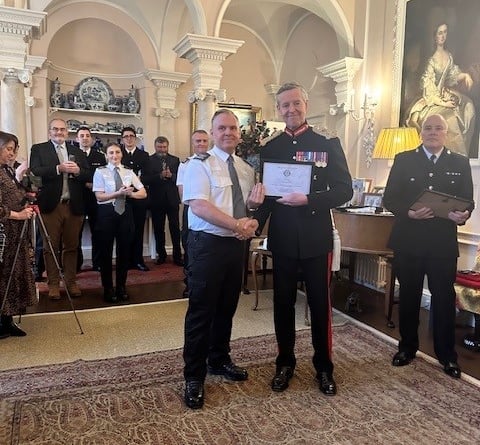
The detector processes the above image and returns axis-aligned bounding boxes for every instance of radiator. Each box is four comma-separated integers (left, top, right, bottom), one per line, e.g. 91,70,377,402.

339,251,389,291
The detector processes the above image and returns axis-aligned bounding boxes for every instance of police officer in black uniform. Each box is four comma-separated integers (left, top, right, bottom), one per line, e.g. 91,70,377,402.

254,81,352,396
120,127,150,271
76,126,106,271
383,114,473,379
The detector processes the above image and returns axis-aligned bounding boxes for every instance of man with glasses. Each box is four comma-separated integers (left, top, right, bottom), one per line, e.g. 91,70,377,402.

120,126,150,271
30,118,89,300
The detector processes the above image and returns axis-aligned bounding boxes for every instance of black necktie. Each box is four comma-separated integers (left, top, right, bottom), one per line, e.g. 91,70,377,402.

114,167,125,215
227,155,246,218
429,154,436,164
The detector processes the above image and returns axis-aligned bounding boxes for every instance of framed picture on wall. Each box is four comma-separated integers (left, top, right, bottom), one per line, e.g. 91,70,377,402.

398,0,480,158
190,102,261,134
217,103,262,130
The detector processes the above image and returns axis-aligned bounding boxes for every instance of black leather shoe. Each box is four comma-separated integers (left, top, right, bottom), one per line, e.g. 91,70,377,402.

103,288,117,303
9,322,26,337
443,361,461,379
392,351,414,367
318,372,337,396
155,257,166,265
184,380,204,409
271,366,294,392
116,286,129,302
208,362,248,381
136,263,150,271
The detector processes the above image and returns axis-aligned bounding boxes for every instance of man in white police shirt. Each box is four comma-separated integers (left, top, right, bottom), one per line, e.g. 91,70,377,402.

181,109,264,409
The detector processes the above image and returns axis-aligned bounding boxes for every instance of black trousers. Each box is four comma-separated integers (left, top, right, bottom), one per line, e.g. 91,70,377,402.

181,205,189,286
77,196,100,269
129,199,147,265
150,203,181,261
272,253,333,377
183,231,244,381
96,203,134,290
393,252,458,364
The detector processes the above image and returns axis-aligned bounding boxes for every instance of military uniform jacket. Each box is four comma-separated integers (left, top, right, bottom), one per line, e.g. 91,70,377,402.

121,147,149,178
255,125,352,259
84,148,107,206
383,146,474,258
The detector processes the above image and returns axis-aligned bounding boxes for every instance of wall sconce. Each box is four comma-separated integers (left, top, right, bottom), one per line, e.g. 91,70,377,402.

373,127,421,160
329,91,378,121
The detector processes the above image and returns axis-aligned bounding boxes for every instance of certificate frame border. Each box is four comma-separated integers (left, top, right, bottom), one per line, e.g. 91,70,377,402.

260,158,314,197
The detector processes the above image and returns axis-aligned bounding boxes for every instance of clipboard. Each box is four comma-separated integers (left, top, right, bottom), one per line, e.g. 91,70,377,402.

409,189,473,219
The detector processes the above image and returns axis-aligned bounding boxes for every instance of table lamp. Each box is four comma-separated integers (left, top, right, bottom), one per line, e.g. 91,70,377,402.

372,127,421,160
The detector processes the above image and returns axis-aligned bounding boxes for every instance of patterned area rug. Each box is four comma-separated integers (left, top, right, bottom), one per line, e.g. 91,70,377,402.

1,323,479,444
36,259,184,292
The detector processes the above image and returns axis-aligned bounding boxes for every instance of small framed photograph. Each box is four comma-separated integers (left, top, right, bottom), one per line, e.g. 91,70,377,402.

351,178,373,205
372,185,385,195
362,193,383,208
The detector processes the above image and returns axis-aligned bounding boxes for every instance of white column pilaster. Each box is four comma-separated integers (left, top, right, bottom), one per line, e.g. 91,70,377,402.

0,6,46,156
173,34,244,130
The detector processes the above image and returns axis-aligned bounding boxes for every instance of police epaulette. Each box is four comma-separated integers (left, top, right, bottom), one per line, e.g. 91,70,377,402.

193,153,210,161
181,157,191,164
97,166,107,169
259,130,283,146
312,126,337,139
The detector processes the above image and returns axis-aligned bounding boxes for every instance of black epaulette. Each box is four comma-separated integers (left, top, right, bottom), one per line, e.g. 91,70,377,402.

97,166,107,169
193,153,210,161
123,166,133,170
182,157,191,164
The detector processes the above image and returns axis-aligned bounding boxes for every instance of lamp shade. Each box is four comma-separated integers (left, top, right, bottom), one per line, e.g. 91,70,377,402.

372,127,421,159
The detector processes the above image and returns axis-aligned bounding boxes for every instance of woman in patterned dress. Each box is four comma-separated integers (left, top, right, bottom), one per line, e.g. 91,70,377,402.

0,131,37,338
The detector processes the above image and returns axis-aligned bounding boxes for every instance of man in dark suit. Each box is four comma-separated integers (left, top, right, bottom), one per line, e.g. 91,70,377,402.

142,136,183,266
120,126,150,271
29,118,89,300
383,114,474,379
253,82,352,396
76,126,106,272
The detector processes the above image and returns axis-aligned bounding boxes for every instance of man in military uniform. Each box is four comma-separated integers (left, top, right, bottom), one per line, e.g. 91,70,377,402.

120,126,150,271
76,126,106,271
182,109,264,409
383,114,473,379
253,81,352,396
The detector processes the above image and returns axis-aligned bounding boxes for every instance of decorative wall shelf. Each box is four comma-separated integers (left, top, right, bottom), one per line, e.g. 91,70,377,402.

49,107,141,120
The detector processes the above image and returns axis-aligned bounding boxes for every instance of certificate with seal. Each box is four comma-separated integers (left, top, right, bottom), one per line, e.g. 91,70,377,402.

261,160,313,197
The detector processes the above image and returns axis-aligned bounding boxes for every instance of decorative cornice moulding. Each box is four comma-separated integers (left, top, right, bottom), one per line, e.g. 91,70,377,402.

0,6,46,40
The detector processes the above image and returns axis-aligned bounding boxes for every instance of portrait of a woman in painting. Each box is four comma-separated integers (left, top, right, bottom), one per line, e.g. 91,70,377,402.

405,22,475,157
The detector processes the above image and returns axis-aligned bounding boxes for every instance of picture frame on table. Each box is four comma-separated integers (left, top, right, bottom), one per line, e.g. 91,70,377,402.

350,178,373,206
362,193,384,208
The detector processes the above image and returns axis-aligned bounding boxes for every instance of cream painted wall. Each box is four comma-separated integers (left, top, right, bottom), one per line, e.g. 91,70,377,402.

13,0,480,266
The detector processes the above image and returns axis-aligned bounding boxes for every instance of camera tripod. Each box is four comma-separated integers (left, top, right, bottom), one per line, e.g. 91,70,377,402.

0,205,84,334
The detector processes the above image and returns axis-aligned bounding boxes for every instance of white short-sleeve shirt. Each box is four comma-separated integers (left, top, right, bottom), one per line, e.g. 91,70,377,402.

182,146,255,236
92,163,144,205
